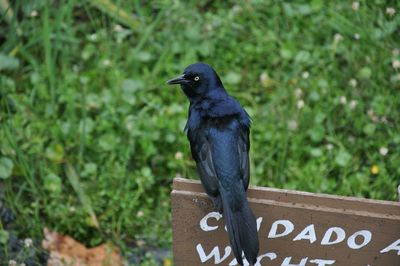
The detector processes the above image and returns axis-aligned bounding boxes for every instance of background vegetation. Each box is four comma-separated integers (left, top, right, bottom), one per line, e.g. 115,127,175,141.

1,0,399,264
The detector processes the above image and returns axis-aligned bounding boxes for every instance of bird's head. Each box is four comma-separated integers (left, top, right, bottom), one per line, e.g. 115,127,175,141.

167,62,224,100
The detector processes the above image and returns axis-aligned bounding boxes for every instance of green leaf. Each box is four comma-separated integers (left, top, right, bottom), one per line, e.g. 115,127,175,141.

0,54,19,71
81,163,98,178
98,134,119,151
314,112,326,123
65,163,99,228
89,0,140,29
136,51,152,62
309,125,325,142
309,91,320,102
317,79,329,88
363,124,376,136
79,118,95,135
295,50,311,64
45,144,65,163
122,79,144,92
0,230,9,244
371,96,387,116
0,157,13,179
358,67,372,80
122,79,142,105
44,173,62,195
310,148,323,157
224,71,241,85
335,150,352,167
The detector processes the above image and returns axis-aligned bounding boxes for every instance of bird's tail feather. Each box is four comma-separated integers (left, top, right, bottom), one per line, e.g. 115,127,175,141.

220,189,259,265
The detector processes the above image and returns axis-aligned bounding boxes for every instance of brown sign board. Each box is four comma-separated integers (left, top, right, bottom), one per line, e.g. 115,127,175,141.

171,178,400,266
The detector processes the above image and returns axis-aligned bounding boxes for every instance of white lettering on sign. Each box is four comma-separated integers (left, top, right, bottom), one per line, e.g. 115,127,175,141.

281,256,308,266
228,255,246,266
228,258,240,266
347,230,372,249
380,239,400,255
228,252,278,266
268,220,294,238
200,212,222,232
321,227,346,245
256,217,263,232
255,252,277,265
196,243,231,263
194,212,399,265
228,255,336,266
309,259,336,265
293,224,317,243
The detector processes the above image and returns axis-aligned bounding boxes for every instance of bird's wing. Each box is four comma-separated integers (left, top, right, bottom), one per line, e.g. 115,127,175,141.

208,97,251,189
238,125,250,190
196,117,249,192
189,130,219,197
188,103,250,195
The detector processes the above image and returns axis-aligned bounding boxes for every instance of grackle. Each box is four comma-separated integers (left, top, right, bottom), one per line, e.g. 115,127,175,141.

167,63,259,265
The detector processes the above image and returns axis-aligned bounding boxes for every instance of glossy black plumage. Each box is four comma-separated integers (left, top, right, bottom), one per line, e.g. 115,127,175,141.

167,63,259,265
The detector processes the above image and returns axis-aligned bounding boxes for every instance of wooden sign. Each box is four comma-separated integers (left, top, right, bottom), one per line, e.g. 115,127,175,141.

171,178,400,265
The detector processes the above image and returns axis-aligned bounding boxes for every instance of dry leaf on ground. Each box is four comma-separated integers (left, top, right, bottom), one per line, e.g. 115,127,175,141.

42,227,122,266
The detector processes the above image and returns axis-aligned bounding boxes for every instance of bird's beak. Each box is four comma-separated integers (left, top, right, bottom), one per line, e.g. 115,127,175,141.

166,74,188,85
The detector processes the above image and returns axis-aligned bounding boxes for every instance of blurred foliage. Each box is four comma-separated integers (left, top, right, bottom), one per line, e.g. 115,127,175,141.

0,0,399,264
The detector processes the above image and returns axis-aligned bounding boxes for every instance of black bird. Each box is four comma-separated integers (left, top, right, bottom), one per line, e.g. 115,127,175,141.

167,62,259,265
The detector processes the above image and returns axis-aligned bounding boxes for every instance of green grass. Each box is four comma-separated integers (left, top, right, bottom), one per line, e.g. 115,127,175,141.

0,0,399,264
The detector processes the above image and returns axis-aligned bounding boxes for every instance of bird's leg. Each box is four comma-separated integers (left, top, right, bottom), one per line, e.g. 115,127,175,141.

212,195,223,214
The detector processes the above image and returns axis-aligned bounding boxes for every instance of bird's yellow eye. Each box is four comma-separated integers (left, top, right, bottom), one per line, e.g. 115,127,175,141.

194,76,200,81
